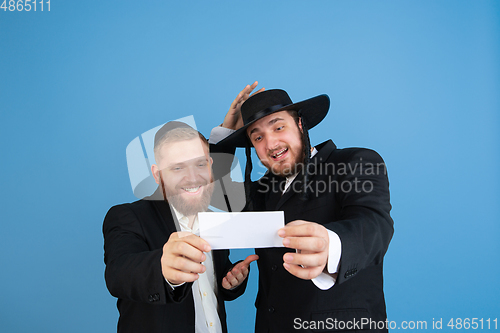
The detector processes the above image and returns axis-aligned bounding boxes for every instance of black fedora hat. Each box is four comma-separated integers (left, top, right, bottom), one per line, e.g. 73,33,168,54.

217,89,330,147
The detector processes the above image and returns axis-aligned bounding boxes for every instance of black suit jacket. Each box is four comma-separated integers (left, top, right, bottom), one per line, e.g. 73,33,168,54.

103,194,246,333
248,140,394,333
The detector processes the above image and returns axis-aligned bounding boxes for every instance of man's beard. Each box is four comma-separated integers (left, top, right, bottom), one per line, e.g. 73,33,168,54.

267,147,304,177
267,130,306,177
160,174,214,216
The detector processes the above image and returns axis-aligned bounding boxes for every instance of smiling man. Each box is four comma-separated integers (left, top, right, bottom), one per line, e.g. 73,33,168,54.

247,111,304,177
151,131,214,230
212,84,394,332
103,121,257,333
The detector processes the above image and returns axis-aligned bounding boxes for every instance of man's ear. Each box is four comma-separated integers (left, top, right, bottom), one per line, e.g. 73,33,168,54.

151,164,160,185
209,157,214,180
298,117,304,133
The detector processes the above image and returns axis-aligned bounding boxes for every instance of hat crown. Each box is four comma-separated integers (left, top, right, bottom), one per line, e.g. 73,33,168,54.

218,88,329,148
241,89,293,125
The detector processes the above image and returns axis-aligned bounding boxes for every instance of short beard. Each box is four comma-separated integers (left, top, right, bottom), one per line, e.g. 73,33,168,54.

159,172,214,216
268,124,306,177
269,154,304,177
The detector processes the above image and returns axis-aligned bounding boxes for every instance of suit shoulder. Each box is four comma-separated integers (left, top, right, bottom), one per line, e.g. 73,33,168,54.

104,199,154,224
331,147,385,163
106,198,146,213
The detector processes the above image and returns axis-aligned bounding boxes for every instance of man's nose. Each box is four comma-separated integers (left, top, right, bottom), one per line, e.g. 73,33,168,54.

185,165,199,182
265,133,280,151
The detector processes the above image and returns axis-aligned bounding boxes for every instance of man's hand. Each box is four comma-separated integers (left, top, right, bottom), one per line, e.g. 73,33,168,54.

222,254,259,290
161,231,212,285
222,81,265,130
278,220,329,280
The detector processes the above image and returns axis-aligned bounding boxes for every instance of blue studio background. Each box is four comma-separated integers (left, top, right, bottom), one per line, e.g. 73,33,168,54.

1,1,499,332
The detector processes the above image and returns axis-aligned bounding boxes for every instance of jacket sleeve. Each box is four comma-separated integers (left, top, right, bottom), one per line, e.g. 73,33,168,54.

103,204,192,305
325,148,394,284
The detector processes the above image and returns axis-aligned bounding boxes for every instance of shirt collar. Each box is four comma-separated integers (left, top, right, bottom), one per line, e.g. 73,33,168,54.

170,205,199,234
285,147,318,181
283,147,318,192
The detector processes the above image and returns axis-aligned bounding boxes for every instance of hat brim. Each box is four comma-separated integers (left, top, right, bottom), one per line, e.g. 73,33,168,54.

216,94,330,148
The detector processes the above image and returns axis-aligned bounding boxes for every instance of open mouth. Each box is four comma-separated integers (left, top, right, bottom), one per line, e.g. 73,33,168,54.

271,148,288,161
181,186,202,194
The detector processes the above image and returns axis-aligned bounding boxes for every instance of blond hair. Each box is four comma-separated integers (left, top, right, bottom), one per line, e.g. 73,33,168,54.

154,127,208,163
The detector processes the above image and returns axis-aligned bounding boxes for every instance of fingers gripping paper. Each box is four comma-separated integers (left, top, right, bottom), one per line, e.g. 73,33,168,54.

199,212,285,250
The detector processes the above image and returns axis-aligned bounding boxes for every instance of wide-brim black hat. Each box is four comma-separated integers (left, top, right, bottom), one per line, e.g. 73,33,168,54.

217,89,330,147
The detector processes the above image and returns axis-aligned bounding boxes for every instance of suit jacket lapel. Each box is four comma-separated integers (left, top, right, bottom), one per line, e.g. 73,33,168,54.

260,173,284,211
147,187,181,235
275,140,336,210
276,182,295,210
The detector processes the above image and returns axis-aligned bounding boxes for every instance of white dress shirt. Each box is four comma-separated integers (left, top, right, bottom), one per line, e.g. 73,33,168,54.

209,126,342,290
167,206,223,333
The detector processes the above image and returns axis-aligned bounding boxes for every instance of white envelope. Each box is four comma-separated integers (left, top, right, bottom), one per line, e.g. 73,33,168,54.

199,211,285,250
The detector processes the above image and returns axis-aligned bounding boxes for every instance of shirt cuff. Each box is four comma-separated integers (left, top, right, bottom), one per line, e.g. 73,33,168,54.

311,271,337,290
165,278,186,290
310,229,342,290
209,126,236,144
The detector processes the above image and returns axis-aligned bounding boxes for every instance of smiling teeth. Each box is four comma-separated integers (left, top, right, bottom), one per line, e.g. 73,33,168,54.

273,148,287,158
183,186,201,193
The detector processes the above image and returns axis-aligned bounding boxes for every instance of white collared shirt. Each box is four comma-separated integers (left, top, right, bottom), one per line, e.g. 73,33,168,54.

169,206,222,333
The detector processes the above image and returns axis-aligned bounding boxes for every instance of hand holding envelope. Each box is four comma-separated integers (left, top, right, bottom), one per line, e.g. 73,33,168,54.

199,211,283,289
199,211,285,250
199,212,331,282
278,220,331,280
161,231,212,286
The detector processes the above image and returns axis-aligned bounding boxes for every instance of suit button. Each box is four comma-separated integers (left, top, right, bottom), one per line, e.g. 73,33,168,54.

268,306,275,313
148,295,154,302
271,265,277,271
344,268,357,278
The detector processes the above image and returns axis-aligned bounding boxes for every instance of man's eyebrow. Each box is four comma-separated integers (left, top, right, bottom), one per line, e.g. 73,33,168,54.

166,156,207,168
167,161,186,168
268,117,285,126
248,127,260,136
194,156,209,163
248,117,285,136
